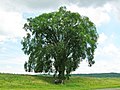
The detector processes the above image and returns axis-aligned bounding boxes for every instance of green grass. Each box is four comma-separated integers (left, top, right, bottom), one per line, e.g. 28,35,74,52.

0,73,120,90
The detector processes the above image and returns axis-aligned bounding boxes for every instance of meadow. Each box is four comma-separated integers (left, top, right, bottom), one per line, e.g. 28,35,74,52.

0,73,120,90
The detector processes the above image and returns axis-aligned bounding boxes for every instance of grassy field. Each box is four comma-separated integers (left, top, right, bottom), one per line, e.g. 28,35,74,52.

0,73,120,90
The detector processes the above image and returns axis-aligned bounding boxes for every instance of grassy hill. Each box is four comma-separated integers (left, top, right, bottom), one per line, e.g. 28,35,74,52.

0,73,120,90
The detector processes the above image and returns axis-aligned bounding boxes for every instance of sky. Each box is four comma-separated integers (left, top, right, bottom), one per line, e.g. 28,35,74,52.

0,0,120,74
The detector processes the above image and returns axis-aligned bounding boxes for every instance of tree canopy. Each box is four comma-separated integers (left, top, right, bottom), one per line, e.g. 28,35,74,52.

21,6,98,81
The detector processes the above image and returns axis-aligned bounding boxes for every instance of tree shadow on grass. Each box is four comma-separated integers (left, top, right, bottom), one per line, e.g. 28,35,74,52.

33,74,55,84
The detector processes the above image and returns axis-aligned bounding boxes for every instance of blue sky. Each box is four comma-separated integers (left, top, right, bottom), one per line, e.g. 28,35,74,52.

0,0,120,74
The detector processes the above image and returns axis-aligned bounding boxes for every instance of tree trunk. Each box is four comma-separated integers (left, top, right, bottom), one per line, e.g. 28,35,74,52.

58,64,65,83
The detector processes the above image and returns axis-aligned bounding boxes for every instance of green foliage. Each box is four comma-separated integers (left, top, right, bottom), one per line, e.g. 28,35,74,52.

0,73,120,90
21,6,98,80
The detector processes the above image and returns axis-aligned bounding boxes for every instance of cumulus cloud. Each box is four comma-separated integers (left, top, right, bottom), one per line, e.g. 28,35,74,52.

0,0,115,14
93,32,120,73
95,33,120,57
66,0,120,22
67,0,114,7
0,0,113,12
0,0,62,13
0,35,6,42
100,44,120,59
110,0,120,20
98,33,108,44
67,4,111,26
95,44,120,73
0,8,26,42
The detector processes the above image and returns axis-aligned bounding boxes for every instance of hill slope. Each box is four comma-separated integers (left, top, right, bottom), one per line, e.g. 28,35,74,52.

0,73,120,90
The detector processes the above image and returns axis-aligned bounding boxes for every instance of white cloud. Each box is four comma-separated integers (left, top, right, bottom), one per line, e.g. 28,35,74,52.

109,0,120,20
67,0,114,7
0,35,6,42
103,44,118,55
0,9,26,42
0,0,62,13
98,33,108,44
96,32,120,57
93,39,120,73
0,9,26,36
0,0,114,12
67,4,110,26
